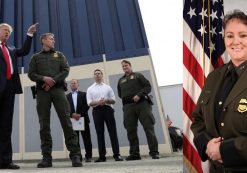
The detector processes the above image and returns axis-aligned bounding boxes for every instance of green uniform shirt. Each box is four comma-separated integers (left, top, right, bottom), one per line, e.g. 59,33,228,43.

28,49,69,84
117,72,151,100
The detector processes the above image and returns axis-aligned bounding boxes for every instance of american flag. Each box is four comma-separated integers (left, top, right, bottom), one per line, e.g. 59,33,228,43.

183,0,229,172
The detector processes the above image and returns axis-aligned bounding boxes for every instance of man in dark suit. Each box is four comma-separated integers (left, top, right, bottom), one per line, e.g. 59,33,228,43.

66,79,93,162
0,23,38,169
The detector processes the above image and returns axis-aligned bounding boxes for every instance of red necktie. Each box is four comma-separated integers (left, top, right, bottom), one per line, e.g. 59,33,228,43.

1,42,11,79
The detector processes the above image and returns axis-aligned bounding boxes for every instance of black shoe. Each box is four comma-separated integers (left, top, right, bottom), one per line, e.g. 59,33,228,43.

71,155,83,167
151,154,160,159
125,155,141,161
94,157,106,162
1,162,20,169
37,158,52,168
114,155,123,161
85,157,92,162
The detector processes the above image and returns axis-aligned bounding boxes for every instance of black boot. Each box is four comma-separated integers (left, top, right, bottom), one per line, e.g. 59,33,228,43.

71,155,83,167
125,155,141,161
37,158,52,168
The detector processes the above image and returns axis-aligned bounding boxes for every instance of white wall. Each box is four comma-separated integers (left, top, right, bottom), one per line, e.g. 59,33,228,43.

224,0,247,13
159,84,183,130
12,55,173,161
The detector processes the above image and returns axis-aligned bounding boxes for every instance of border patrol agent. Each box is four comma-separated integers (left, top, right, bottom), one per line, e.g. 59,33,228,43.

191,10,247,173
28,33,82,168
117,60,159,161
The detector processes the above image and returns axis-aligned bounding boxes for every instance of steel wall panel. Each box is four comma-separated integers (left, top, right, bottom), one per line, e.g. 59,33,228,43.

0,0,149,71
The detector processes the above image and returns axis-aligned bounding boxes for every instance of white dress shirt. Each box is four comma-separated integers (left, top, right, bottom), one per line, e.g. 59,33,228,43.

72,90,78,111
86,82,115,107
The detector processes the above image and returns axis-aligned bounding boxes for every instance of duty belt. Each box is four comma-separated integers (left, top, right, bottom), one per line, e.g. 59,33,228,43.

122,97,145,105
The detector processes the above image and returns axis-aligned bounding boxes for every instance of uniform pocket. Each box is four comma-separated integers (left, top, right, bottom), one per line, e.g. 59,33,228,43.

150,113,155,125
50,59,61,72
35,58,47,74
199,91,211,126
36,58,46,63
239,130,247,135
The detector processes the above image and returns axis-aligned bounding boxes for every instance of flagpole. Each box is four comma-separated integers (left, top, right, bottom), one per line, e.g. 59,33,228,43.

208,0,212,68
202,0,205,85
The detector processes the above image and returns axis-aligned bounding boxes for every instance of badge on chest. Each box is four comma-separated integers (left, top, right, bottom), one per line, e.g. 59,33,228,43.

238,98,247,113
53,52,59,58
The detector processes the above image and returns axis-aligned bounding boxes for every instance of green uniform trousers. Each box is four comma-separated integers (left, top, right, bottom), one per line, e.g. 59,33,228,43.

123,100,158,156
36,87,81,158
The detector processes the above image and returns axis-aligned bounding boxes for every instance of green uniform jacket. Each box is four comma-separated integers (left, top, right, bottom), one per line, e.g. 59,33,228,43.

190,62,247,167
28,50,69,85
117,72,151,101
